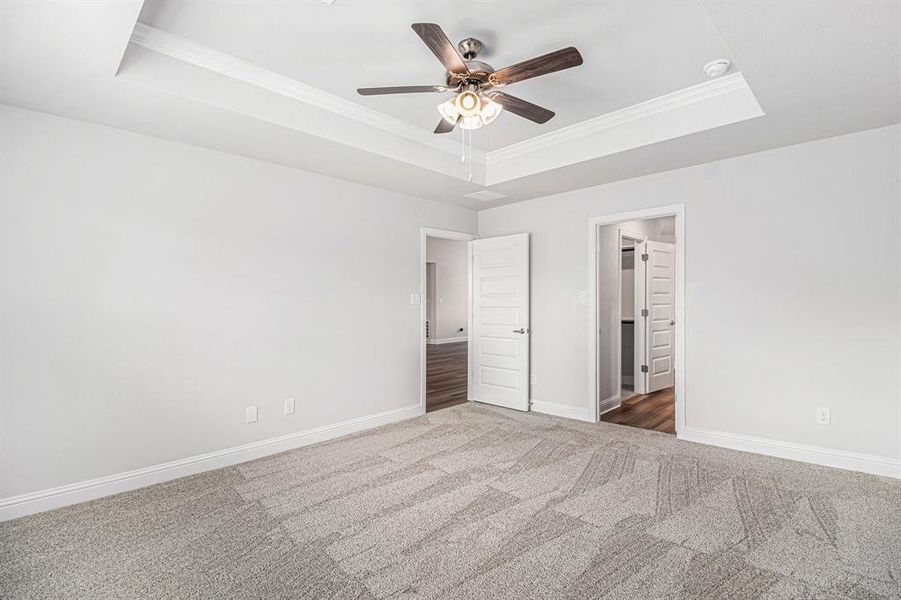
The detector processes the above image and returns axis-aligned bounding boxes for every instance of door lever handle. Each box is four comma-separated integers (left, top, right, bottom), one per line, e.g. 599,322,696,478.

513,328,529,334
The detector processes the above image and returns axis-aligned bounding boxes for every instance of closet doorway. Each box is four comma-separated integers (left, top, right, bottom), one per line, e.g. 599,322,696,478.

589,206,684,434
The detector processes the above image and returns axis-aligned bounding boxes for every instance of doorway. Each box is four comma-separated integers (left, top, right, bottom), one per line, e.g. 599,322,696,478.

420,228,532,416
588,206,685,434
420,228,476,414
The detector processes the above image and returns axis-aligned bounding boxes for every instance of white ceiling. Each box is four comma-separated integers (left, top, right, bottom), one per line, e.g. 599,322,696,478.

1,1,899,210
136,0,733,151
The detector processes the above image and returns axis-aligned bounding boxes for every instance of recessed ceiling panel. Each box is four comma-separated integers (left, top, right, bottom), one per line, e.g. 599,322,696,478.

138,0,734,151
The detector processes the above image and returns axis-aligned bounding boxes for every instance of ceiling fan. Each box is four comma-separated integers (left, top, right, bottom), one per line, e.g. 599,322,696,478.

357,23,583,134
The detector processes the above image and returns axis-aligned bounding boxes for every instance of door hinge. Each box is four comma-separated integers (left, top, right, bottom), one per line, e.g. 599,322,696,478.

641,365,649,373
640,308,649,317
641,253,649,262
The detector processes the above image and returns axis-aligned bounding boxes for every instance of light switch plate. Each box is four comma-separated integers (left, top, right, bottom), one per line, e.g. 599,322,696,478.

284,398,295,415
246,405,258,423
410,293,421,305
578,290,587,303
530,373,537,385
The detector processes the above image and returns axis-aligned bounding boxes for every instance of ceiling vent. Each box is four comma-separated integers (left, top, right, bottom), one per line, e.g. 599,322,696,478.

463,190,507,202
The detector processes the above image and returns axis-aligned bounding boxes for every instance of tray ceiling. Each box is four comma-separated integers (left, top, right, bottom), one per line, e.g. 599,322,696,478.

137,1,734,152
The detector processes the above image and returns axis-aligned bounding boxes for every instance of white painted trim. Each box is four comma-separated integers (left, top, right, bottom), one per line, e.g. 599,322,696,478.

467,239,474,403
587,204,686,430
679,426,901,480
485,74,763,185
0,403,421,522
598,395,622,417
128,24,486,165
427,336,468,345
420,228,477,416
530,400,594,423
486,73,757,164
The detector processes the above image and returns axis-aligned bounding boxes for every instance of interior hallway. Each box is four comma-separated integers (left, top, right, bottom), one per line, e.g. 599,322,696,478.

426,341,468,412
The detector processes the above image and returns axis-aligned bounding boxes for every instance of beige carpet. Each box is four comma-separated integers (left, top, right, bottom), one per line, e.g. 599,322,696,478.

2,402,900,599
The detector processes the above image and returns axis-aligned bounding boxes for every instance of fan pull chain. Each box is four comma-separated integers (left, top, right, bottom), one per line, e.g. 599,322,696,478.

468,129,473,182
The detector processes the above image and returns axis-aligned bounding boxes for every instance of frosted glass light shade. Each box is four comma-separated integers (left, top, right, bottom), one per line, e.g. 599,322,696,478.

437,99,457,124
479,97,503,125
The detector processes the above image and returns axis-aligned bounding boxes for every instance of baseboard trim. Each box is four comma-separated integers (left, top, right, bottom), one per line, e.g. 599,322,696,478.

598,394,622,417
0,403,421,522
531,400,594,423
427,336,468,345
679,426,901,479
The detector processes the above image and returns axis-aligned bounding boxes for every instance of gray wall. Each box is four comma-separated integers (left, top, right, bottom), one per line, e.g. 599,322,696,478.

0,106,477,498
479,124,901,461
425,237,469,341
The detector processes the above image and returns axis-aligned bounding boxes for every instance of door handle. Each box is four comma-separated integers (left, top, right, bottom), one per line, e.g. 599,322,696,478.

513,328,529,334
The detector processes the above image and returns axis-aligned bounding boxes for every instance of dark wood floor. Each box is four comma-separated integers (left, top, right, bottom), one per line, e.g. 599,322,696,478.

426,341,468,412
601,387,675,434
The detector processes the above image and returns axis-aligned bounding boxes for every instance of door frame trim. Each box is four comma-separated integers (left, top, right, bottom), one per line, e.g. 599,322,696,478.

587,204,685,431
420,227,477,416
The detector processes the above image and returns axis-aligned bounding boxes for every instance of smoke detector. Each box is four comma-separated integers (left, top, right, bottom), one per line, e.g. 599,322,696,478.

703,59,731,78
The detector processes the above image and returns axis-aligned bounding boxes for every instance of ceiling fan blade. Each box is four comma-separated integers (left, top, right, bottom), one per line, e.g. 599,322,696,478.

357,85,447,96
434,116,460,134
411,23,470,76
491,47,583,86
489,92,555,124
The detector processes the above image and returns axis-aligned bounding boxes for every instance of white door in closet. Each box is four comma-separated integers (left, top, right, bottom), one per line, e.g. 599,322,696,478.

469,233,530,411
641,241,676,393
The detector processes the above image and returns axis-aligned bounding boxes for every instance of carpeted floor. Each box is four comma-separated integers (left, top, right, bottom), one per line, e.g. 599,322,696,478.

2,403,900,599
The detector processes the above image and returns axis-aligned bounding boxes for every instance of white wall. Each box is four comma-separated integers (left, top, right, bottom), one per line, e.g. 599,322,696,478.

0,106,476,499
479,125,901,465
425,237,468,341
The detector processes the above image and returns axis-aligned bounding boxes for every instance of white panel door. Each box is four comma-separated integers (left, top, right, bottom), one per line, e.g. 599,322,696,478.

469,233,530,411
643,241,675,393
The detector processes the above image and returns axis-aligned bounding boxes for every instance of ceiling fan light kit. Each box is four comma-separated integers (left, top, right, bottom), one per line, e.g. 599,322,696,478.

438,85,504,130
357,23,583,135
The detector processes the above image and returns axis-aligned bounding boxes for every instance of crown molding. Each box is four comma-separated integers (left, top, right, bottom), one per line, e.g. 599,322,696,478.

484,72,763,185
129,23,488,166
486,73,752,165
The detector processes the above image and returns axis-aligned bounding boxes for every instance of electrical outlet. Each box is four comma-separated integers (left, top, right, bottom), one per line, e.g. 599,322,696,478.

246,405,258,424
284,398,295,415
815,407,830,425
530,373,537,385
